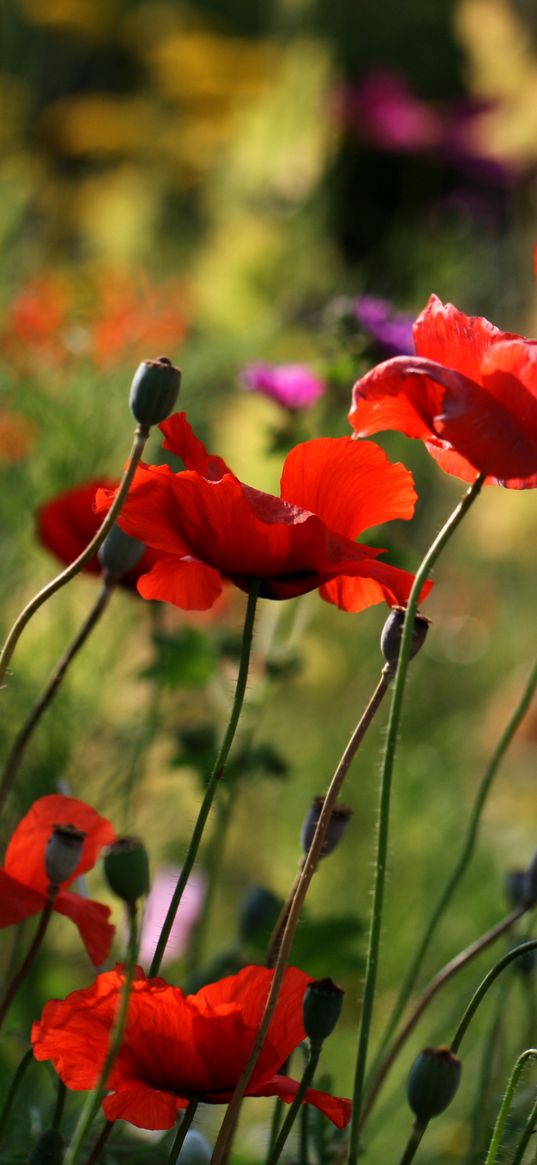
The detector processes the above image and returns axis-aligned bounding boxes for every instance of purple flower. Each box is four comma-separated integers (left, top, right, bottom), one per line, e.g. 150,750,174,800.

340,72,441,153
354,295,415,358
240,362,326,410
138,865,205,969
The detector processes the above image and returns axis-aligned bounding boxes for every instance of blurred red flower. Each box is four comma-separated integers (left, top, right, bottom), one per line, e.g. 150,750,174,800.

349,295,537,488
97,413,431,613
31,963,351,1131
36,479,159,588
0,795,115,965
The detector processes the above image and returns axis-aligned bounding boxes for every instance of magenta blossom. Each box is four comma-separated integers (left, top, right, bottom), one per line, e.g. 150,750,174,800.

138,866,206,969
240,362,326,410
355,295,415,358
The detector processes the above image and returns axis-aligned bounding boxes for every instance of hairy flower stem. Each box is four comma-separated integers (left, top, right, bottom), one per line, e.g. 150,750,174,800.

266,1045,321,1165
63,904,139,1165
484,1048,537,1165
0,1047,33,1145
149,581,260,978
346,472,484,1165
370,657,537,1072
168,1097,200,1164
0,581,115,814
361,905,526,1126
211,667,393,1165
510,1091,537,1165
0,895,55,1030
0,424,148,691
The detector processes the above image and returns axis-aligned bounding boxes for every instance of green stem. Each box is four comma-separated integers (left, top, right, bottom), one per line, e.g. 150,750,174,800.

398,1119,428,1165
346,472,484,1165
511,1092,537,1165
185,781,238,974
485,1048,537,1165
299,1100,310,1165
52,1079,67,1132
168,1097,199,1164
83,1122,114,1165
0,896,55,1030
63,905,139,1165
0,424,148,691
371,657,537,1067
0,581,114,814
450,939,537,1054
466,976,510,1165
0,1047,33,1144
149,581,260,978
266,1045,321,1165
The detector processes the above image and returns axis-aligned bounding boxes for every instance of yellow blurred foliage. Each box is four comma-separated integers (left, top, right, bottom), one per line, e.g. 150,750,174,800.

73,167,161,261
39,95,162,158
19,0,120,37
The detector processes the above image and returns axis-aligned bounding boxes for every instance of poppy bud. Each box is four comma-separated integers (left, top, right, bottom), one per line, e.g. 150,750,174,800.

406,1047,462,1121
28,1128,65,1164
523,851,537,908
98,524,146,578
104,836,150,904
45,823,86,889
175,1130,212,1165
380,606,431,668
301,797,352,859
129,356,181,428
303,977,344,1045
239,886,282,944
505,868,526,908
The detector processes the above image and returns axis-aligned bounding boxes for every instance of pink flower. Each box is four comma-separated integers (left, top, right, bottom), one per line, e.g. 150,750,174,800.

240,363,326,410
138,866,205,969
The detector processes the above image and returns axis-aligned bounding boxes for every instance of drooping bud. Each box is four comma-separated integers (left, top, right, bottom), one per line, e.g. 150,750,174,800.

505,868,526,908
239,886,282,945
381,606,431,669
303,977,344,1045
523,851,537,908
28,1128,65,1164
104,836,150,905
406,1047,462,1121
175,1130,212,1165
45,823,86,888
301,797,352,859
129,356,181,428
98,524,146,579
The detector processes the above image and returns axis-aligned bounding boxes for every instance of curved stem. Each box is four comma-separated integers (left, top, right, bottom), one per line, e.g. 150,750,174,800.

0,581,114,814
372,657,537,1068
63,904,139,1165
211,667,393,1165
149,581,260,979
0,896,55,1030
266,1045,321,1165
168,1097,199,1164
485,1048,537,1165
0,1047,33,1144
0,425,148,691
346,472,484,1165
511,1091,537,1165
450,939,537,1054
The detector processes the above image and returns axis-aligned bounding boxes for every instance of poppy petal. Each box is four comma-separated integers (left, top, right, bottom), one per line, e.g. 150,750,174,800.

251,1074,352,1129
36,480,116,575
0,869,44,925
96,467,191,557
103,1084,186,1130
54,892,115,966
4,795,115,895
137,556,223,610
159,413,230,480
320,559,433,612
280,437,417,540
413,295,518,382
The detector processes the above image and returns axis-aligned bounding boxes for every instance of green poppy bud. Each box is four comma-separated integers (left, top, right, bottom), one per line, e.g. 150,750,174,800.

175,1130,212,1165
381,606,431,669
104,836,150,904
98,524,145,578
303,977,344,1045
28,1128,65,1164
523,851,537,908
129,356,181,428
301,797,352,859
406,1046,462,1121
45,823,86,889
239,886,282,944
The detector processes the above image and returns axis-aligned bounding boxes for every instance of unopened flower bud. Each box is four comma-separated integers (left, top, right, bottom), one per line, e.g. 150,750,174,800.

381,606,431,669
45,823,86,888
98,524,146,578
303,977,344,1045
129,356,181,428
301,797,352,859
28,1128,65,1164
406,1047,461,1121
175,1130,212,1165
505,868,526,908
523,851,537,908
239,886,281,944
104,836,150,904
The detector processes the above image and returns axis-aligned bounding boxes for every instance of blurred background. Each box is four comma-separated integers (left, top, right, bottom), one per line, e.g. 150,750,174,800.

1,0,537,1161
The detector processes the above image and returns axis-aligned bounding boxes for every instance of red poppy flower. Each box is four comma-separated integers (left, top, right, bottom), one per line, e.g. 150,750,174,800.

31,963,352,1131
96,412,430,614
36,479,159,588
349,295,537,488
0,795,115,965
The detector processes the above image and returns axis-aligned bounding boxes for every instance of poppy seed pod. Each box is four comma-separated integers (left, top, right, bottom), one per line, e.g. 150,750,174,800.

301,797,352,859
523,851,537,908
45,823,86,888
505,868,527,909
303,977,344,1045
28,1128,65,1165
129,356,181,428
175,1130,212,1165
239,886,282,944
406,1047,462,1121
380,606,431,668
98,524,146,578
104,837,150,904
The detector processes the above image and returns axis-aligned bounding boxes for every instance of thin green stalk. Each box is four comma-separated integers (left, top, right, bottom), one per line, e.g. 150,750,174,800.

0,424,148,692
397,1119,427,1165
0,581,114,814
52,1079,67,1132
450,940,537,1054
185,781,238,974
299,1099,310,1165
63,904,139,1165
347,472,484,1165
0,897,55,1030
168,1098,199,1164
511,1093,537,1165
0,1047,33,1144
267,1045,321,1165
149,581,260,978
372,657,537,1066
484,1048,537,1165
84,1122,113,1165
465,975,511,1163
